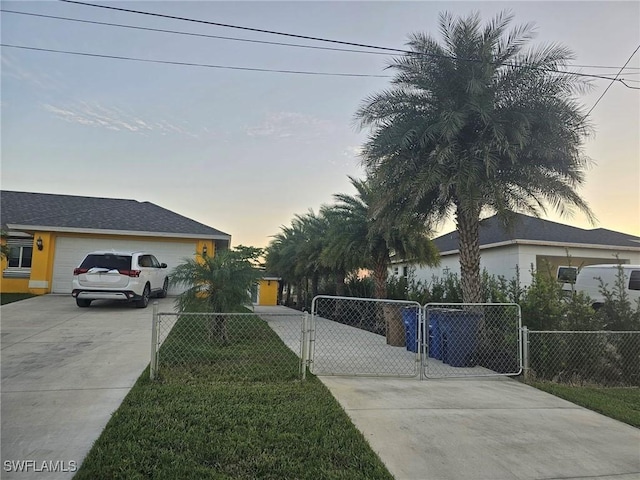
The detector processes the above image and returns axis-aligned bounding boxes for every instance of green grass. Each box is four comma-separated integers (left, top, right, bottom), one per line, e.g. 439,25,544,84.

158,314,301,383
74,313,393,479
0,293,36,305
529,381,640,428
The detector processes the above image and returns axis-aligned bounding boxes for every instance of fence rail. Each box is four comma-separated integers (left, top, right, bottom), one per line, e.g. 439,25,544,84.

523,329,640,387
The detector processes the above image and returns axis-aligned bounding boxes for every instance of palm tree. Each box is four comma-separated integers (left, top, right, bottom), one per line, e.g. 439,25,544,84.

355,11,594,303
319,204,363,297
170,248,263,342
330,176,439,299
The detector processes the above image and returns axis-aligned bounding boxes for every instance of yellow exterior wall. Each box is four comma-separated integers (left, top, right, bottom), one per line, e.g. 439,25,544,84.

0,234,47,294
258,279,279,306
1,231,211,295
26,232,55,295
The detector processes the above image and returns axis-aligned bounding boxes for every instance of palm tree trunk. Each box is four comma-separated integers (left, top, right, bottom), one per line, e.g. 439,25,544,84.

372,254,388,299
456,205,483,304
335,270,346,297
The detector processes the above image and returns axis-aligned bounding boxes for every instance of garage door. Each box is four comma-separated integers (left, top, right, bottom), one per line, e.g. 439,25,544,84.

52,237,198,295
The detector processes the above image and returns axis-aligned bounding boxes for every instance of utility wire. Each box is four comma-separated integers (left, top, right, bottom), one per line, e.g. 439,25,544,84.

0,43,392,78
5,9,640,75
3,41,636,86
53,0,639,85
58,0,414,55
0,9,393,57
586,44,640,116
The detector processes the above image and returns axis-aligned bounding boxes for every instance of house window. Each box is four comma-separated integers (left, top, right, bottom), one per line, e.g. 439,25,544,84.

402,266,408,278
393,266,399,276
3,240,33,278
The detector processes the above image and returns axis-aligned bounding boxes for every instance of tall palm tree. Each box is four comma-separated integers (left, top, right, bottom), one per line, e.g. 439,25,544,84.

330,176,439,299
319,204,363,297
355,11,594,303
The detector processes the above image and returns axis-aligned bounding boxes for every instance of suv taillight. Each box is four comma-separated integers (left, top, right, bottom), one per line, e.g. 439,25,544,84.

118,269,141,277
73,268,88,276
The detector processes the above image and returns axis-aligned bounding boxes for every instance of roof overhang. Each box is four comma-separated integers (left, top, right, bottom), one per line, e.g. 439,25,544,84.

6,224,231,241
437,238,640,257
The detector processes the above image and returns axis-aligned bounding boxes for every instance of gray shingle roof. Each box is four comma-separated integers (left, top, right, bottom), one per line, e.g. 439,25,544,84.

434,213,640,253
1,191,231,239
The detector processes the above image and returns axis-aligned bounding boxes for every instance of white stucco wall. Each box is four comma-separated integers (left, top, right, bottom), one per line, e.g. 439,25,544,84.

392,242,640,288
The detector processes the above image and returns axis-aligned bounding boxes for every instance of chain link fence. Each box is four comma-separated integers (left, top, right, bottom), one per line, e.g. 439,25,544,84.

310,296,421,376
424,303,522,378
524,330,640,386
150,307,305,382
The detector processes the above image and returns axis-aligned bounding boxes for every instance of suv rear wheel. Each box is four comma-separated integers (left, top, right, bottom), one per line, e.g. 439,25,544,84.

76,298,92,308
136,284,151,308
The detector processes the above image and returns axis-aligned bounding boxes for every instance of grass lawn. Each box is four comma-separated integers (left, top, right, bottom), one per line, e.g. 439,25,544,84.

529,381,640,428
74,313,393,479
0,293,36,305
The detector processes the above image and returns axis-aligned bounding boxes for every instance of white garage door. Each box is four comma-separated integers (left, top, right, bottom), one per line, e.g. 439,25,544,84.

52,237,198,295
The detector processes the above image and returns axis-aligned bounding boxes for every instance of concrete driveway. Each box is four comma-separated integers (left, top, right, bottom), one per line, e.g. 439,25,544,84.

1,294,172,480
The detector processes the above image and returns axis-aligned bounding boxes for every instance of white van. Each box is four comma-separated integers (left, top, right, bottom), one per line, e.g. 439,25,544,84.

573,264,640,308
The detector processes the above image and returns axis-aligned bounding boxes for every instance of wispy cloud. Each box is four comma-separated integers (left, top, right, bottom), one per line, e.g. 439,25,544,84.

42,101,199,137
1,53,61,91
246,112,336,139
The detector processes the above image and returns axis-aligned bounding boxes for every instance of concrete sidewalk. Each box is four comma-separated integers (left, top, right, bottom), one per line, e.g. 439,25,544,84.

257,306,640,480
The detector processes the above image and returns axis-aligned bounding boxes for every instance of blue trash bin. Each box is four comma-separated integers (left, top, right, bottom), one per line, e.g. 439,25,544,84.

402,307,420,353
427,310,443,360
438,311,481,367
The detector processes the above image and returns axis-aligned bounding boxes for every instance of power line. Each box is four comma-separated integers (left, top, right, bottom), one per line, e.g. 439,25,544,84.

4,40,636,88
586,44,640,117
53,1,639,85
5,3,638,86
6,9,640,76
0,9,393,57
58,0,414,55
0,43,392,78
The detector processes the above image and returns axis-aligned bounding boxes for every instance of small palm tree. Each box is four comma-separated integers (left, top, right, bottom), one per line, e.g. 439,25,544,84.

170,248,263,342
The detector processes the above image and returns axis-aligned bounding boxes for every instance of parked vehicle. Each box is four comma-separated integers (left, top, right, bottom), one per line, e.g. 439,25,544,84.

72,251,169,308
573,264,640,308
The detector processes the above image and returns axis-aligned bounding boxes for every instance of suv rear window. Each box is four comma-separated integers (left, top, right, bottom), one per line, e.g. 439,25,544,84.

80,254,132,271
629,270,640,291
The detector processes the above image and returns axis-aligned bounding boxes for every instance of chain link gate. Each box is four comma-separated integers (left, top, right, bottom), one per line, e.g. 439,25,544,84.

423,303,522,378
309,296,422,376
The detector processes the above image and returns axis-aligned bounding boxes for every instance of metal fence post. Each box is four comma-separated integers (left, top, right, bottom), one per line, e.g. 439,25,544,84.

301,312,309,380
522,326,529,381
150,301,159,381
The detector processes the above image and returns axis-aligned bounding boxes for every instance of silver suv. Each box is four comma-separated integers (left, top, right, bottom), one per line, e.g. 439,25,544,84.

72,251,169,308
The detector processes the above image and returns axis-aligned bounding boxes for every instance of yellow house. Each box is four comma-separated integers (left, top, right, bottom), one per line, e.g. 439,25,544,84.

1,191,231,296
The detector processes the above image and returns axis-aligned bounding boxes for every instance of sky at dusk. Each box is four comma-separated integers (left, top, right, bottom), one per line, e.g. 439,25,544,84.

2,1,639,248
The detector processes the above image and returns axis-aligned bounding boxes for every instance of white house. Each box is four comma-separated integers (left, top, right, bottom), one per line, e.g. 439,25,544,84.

391,213,640,287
